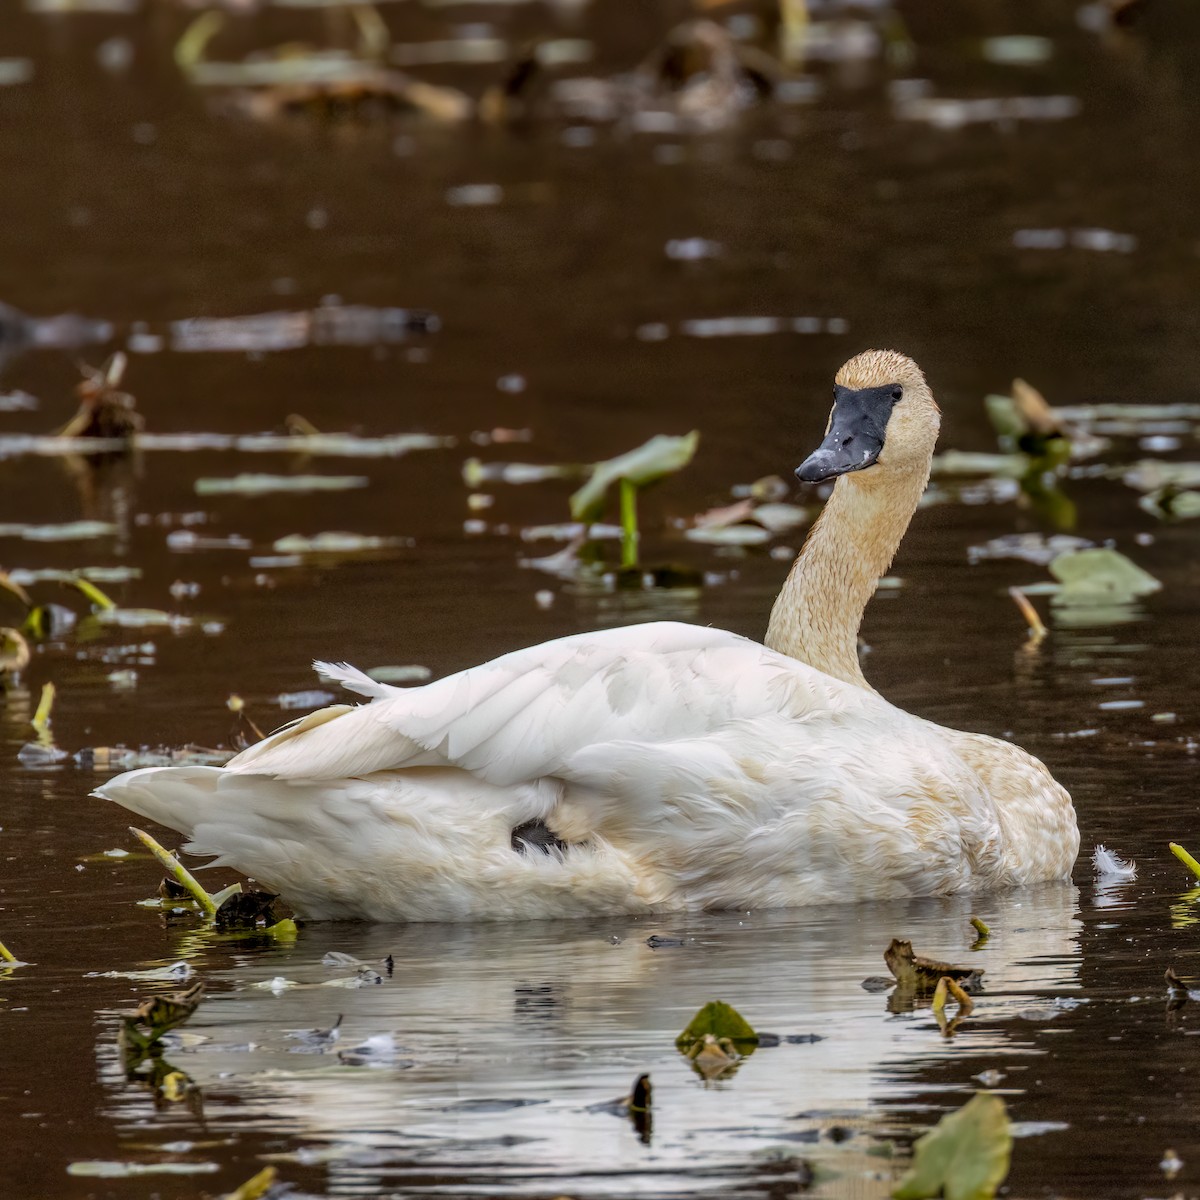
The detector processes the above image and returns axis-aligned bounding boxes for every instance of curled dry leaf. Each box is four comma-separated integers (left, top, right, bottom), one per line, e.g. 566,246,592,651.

884,938,984,993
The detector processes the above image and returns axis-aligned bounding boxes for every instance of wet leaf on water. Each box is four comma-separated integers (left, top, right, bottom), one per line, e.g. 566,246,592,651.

571,432,700,523
463,458,579,487
967,533,1093,566
1122,461,1200,493
930,451,1027,478
1138,486,1200,522
286,1014,342,1051
17,741,68,767
215,888,281,929
0,520,118,541
676,999,758,1049
1048,548,1161,606
119,981,205,1051
222,1166,278,1200
195,474,370,496
90,961,195,982
981,36,1053,65
337,1031,403,1065
685,524,771,546
272,532,404,556
893,1092,1012,1200
685,1034,743,1079
67,1161,220,1178
750,502,809,533
692,498,756,529
884,938,984,993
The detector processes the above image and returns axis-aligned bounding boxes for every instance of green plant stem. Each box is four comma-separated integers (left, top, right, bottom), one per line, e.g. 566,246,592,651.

131,827,219,917
0,938,17,963
619,478,639,569
1170,842,1200,881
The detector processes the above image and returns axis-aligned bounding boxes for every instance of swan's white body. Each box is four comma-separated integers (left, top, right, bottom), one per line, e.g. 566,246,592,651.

95,351,1080,920
98,621,1077,921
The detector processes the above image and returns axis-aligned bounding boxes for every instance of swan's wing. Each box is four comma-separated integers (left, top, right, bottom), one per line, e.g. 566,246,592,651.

224,621,872,786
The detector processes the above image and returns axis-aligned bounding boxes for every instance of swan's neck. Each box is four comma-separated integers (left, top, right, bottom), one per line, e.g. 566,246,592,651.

764,462,929,688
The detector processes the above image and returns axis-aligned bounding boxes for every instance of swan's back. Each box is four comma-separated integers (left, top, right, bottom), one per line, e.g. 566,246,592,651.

97,621,1077,920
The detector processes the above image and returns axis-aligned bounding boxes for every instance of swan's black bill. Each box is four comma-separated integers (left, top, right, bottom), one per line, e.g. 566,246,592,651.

795,383,898,483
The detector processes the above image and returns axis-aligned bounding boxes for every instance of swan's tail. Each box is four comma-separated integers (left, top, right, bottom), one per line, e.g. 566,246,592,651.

93,765,221,843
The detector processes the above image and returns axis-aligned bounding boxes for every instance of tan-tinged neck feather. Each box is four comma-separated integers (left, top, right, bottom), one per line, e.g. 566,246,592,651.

764,455,931,689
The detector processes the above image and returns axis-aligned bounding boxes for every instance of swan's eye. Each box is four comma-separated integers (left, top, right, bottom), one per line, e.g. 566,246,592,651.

891,388,903,402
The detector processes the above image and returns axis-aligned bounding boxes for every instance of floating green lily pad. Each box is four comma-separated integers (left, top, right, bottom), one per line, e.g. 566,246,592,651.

675,999,758,1050
1048,548,1161,606
893,1092,1012,1200
571,432,699,522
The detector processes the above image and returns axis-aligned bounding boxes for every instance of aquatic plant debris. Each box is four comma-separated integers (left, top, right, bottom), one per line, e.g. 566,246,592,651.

119,981,205,1051
1092,845,1137,880
222,1166,278,1200
570,433,700,523
884,938,984,992
128,827,240,918
67,1162,219,1178
1048,548,1161,606
676,999,758,1050
195,474,370,496
1169,843,1200,882
893,1092,1012,1200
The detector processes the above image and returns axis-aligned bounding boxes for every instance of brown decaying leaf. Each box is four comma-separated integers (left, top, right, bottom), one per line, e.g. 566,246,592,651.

57,353,142,440
1011,378,1062,438
884,938,985,993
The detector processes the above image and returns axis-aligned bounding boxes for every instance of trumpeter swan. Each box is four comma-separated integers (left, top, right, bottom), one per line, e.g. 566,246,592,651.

95,350,1079,920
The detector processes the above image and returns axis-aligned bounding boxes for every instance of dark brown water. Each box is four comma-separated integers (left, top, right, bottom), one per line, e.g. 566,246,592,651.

3,1,1200,1196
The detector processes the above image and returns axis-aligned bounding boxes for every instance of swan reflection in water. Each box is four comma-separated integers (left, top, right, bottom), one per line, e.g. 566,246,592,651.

98,883,1081,1197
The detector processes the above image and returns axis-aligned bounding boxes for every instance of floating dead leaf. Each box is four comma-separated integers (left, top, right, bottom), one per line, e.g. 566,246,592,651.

119,981,205,1052
0,520,118,541
195,474,369,496
286,1013,343,1051
893,1092,1012,1200
884,938,984,993
685,1033,742,1079
337,1032,403,1066
57,353,142,441
685,524,771,546
67,1161,219,1178
693,498,755,530
272,532,404,557
215,888,281,929
750,502,809,533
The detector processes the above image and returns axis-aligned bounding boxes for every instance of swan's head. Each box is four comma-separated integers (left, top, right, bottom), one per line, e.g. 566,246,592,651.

796,350,940,484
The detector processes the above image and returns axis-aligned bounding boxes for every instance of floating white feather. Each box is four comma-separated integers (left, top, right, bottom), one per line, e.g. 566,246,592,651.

1092,844,1137,880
